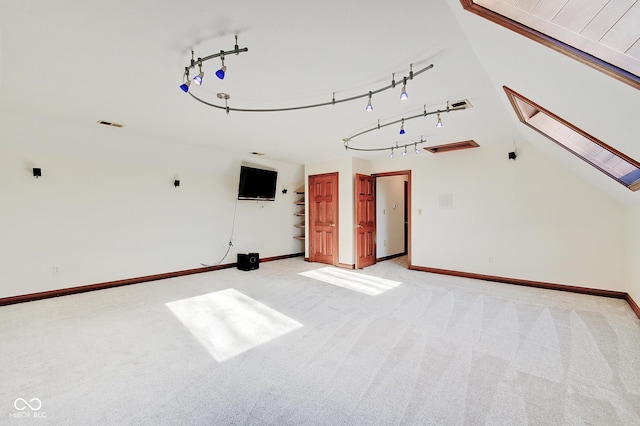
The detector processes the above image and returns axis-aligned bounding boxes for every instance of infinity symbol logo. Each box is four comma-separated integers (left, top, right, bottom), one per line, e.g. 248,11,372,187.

14,398,42,411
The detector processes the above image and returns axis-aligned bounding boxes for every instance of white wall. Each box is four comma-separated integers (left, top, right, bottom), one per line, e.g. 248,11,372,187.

0,111,304,299
371,138,628,292
376,175,407,258
629,206,640,303
5,106,629,298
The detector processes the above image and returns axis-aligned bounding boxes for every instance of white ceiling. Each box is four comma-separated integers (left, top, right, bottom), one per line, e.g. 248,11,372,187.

1,0,639,204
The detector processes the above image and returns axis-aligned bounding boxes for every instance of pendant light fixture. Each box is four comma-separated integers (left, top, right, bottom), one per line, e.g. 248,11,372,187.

399,119,405,135
180,70,191,93
400,65,412,100
366,92,374,112
400,77,408,100
193,63,204,85
216,56,226,80
436,101,449,127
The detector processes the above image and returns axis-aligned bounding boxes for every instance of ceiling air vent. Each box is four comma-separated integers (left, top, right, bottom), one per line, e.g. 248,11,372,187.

97,120,124,128
425,139,479,154
450,99,473,109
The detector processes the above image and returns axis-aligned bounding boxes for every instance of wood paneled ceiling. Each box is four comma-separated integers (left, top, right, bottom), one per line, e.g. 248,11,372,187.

476,0,640,73
468,0,640,87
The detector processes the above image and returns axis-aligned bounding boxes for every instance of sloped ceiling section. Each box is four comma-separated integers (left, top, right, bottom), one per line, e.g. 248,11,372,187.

461,0,640,89
448,1,640,206
0,0,638,204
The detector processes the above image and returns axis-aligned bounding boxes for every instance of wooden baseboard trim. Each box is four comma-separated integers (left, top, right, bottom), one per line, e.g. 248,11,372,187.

410,265,628,300
302,260,354,269
260,252,304,263
337,263,355,269
376,252,407,262
626,294,640,320
0,252,304,307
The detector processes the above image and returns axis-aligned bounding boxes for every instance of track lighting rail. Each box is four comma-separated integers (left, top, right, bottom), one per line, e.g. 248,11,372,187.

180,36,249,92
343,101,471,156
345,137,428,153
186,63,434,113
182,34,248,75
186,47,248,70
343,103,465,143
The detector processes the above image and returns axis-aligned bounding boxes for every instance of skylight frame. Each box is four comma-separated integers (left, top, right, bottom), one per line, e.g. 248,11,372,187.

504,86,640,192
460,0,640,90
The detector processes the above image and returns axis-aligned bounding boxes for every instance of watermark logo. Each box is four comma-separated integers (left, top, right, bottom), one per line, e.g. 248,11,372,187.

14,398,42,411
9,398,46,419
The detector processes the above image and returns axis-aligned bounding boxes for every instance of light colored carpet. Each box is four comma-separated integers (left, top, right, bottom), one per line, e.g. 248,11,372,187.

1,256,639,425
166,288,303,362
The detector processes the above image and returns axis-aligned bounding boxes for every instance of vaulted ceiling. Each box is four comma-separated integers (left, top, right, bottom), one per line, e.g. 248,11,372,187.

1,0,638,204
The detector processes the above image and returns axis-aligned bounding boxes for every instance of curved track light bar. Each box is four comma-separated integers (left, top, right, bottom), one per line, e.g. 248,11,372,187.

343,101,470,155
343,102,465,144
344,137,428,153
187,63,434,113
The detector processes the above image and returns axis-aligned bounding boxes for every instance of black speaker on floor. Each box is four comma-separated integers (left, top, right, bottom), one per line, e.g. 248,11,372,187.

237,252,259,271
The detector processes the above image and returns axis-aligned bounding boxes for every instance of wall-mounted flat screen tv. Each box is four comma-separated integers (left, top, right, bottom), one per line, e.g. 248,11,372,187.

237,166,278,201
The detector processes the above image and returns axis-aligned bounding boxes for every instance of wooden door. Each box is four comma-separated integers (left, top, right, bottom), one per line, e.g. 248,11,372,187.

309,173,338,265
355,174,376,269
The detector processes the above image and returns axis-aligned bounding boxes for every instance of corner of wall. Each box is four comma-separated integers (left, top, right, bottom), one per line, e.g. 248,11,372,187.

628,205,640,308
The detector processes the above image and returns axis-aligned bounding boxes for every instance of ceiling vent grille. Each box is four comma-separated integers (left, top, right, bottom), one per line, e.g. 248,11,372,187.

450,99,473,109
97,120,124,128
425,139,479,154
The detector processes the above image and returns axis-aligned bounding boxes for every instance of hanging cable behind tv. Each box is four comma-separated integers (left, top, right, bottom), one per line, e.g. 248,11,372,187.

201,198,239,266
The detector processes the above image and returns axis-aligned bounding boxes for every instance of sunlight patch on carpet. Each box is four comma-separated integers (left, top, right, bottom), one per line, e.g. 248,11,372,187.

166,289,303,362
299,267,402,296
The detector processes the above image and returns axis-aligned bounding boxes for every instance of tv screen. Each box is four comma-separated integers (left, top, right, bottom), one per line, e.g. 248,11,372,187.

237,166,278,201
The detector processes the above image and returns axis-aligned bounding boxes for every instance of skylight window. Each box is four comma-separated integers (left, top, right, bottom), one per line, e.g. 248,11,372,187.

461,0,640,89
504,86,640,191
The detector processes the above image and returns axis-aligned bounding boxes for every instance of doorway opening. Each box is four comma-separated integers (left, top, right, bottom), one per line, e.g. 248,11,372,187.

372,170,411,267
